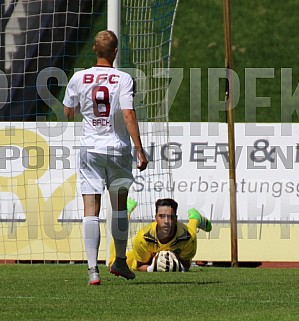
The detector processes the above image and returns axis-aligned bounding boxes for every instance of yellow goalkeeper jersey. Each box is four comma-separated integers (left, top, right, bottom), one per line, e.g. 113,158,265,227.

130,221,197,270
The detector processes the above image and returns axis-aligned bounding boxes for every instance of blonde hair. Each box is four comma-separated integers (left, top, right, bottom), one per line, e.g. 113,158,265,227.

94,30,118,59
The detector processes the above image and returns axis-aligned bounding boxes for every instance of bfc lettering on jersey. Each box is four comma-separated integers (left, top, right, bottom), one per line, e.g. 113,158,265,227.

83,73,120,84
63,66,133,155
83,73,120,127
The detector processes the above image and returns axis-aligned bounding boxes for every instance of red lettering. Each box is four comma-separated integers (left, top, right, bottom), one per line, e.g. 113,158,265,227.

109,74,119,84
83,74,94,84
95,74,107,82
83,73,119,85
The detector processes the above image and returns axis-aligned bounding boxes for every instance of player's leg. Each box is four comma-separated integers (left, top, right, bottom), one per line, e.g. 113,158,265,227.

107,154,135,279
109,187,135,279
108,198,138,268
187,218,198,235
82,194,101,285
110,188,129,259
187,209,212,268
125,250,136,270
127,197,137,219
79,151,105,285
188,208,212,232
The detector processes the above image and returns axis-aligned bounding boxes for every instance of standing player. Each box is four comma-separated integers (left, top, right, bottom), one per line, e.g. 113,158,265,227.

63,30,148,285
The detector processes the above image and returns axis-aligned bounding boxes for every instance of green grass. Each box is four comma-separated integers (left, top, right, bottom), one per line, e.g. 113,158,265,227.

54,0,299,123
170,0,299,122
1,264,299,321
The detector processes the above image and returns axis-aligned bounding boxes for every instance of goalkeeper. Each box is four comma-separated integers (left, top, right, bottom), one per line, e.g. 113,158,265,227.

109,198,212,272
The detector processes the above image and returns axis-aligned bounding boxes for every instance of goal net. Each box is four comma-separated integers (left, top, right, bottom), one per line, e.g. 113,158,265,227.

120,0,179,240
0,0,179,262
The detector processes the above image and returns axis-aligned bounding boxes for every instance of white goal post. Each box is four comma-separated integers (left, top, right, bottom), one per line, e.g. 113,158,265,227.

108,0,180,261
0,0,179,262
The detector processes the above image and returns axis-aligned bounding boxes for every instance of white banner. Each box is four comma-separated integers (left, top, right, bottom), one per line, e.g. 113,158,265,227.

160,123,299,223
1,122,299,224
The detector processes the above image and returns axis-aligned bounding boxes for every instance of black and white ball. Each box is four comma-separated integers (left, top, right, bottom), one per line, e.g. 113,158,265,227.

153,250,184,272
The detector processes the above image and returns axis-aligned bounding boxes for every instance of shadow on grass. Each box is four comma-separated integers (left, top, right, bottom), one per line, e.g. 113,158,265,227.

111,280,222,286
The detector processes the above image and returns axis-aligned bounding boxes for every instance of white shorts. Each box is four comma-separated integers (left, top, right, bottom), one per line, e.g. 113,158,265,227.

79,151,134,194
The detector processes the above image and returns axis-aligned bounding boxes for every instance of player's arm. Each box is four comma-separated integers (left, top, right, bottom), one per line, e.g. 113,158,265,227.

132,230,153,271
138,252,187,272
177,235,196,271
136,260,152,272
122,108,148,171
64,105,80,121
63,75,80,121
180,259,191,271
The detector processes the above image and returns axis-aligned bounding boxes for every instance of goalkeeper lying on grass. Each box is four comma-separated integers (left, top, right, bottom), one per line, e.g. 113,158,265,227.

109,198,212,272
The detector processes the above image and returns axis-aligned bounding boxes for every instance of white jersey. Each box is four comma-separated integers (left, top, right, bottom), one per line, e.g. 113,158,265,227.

63,66,134,155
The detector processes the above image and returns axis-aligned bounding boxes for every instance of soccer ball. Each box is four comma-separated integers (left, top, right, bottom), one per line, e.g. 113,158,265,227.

153,250,184,272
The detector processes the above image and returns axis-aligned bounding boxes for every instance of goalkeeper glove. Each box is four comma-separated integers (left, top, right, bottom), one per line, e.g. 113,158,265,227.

147,251,185,272
167,251,185,272
147,252,168,272
147,253,159,272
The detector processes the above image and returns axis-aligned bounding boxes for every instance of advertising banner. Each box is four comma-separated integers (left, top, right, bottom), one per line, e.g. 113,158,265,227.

1,122,299,224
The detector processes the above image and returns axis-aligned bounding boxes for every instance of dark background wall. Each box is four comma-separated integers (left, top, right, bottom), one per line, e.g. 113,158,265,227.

0,0,105,121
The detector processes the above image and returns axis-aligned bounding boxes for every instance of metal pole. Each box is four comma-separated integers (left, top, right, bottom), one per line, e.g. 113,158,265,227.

223,0,238,267
107,0,121,68
105,0,121,265
0,1,5,72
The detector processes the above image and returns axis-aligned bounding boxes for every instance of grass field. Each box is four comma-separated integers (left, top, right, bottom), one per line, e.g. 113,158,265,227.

55,0,299,123
1,264,299,321
170,0,299,122
2,3,299,321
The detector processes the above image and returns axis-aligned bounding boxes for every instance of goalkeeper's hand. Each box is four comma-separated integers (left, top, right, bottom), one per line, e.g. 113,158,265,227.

167,251,185,272
147,251,185,272
146,252,161,272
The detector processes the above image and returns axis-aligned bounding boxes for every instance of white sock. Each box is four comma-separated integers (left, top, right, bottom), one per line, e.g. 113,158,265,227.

111,210,128,259
83,216,100,268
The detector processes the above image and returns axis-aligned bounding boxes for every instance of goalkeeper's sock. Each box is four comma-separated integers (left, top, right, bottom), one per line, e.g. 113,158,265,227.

127,198,137,219
188,208,212,232
83,216,100,268
111,210,129,258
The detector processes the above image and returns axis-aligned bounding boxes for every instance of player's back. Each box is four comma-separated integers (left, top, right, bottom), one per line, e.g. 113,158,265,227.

72,66,134,155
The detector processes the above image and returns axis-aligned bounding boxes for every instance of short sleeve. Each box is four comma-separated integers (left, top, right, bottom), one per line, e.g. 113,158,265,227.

119,73,134,110
63,76,79,108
